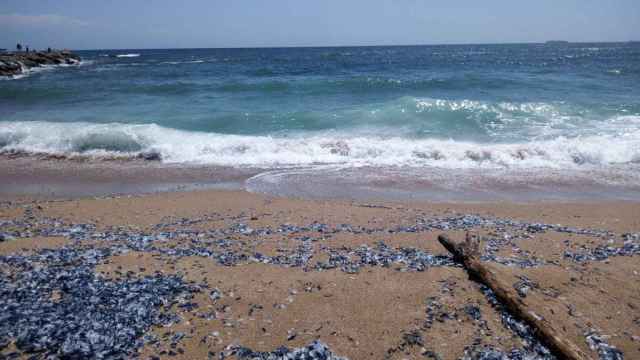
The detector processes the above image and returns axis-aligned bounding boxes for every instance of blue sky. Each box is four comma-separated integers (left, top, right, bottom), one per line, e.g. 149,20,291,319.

1,0,639,50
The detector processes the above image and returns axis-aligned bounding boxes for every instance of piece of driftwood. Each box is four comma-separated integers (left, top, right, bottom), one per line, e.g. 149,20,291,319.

437,233,589,360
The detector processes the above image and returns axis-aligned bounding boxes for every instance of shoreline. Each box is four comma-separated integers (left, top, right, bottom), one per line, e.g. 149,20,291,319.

2,155,639,203
1,143,639,359
0,155,259,201
2,42,639,359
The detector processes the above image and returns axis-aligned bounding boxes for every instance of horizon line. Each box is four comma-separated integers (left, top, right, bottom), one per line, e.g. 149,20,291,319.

6,40,634,52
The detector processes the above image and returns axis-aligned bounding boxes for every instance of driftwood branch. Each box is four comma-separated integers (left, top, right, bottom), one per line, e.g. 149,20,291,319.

437,233,589,360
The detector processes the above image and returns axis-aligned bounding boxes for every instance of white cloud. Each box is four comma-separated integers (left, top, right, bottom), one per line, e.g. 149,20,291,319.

0,14,89,28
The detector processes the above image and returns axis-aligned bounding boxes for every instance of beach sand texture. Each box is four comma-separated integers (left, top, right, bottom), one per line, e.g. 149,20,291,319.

1,189,638,359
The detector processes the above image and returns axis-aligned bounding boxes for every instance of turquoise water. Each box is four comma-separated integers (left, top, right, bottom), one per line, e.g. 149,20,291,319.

1,44,640,195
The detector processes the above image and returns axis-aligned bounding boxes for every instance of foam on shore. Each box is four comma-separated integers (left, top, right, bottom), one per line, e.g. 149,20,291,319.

1,120,638,170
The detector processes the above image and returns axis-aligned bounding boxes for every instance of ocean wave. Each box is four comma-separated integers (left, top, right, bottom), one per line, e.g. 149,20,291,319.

211,75,522,94
121,82,208,96
1,121,639,170
216,81,290,93
0,96,632,145
312,97,602,141
116,53,141,58
159,60,205,65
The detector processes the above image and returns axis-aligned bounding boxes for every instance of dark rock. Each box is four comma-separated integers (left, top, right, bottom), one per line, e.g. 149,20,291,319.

138,151,162,161
0,51,82,77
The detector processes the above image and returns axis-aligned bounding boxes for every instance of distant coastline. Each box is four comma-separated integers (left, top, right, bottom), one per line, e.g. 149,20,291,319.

29,40,640,52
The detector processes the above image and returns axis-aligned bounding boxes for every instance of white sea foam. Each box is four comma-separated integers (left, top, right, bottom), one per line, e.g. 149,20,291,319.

1,120,639,171
0,73,27,81
116,53,141,58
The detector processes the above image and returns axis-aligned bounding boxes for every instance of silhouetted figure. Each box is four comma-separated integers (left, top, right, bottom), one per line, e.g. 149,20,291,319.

26,46,29,53
16,43,22,52
47,47,52,53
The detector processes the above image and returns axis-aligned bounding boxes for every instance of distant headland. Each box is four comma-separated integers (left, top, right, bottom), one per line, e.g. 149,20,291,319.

0,50,81,77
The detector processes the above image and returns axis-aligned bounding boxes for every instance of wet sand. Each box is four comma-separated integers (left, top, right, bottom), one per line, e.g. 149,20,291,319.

0,155,260,201
1,187,639,359
3,155,640,203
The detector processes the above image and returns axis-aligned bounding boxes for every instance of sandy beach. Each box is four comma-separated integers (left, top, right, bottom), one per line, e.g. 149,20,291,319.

1,181,638,359
0,0,640,360
1,37,639,360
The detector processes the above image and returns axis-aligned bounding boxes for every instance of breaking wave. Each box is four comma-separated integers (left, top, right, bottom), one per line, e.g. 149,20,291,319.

1,120,639,170
115,53,140,58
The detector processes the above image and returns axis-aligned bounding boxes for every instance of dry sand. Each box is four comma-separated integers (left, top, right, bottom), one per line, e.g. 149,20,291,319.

1,189,639,359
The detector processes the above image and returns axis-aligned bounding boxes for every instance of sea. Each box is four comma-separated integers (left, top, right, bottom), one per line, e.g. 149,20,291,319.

1,43,640,200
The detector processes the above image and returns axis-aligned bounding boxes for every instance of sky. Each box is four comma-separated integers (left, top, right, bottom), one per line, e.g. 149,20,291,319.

1,0,639,50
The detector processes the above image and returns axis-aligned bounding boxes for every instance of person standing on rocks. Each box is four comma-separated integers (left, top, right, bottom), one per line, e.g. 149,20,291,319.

16,43,22,52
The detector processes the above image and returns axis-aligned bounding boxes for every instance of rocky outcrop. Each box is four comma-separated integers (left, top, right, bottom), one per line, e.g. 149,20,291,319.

0,51,81,77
